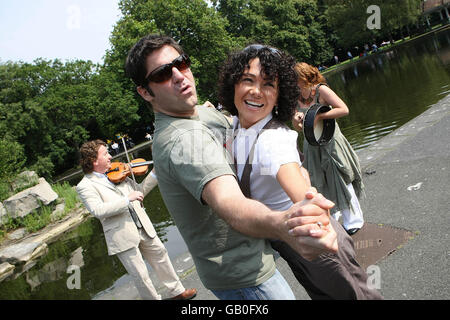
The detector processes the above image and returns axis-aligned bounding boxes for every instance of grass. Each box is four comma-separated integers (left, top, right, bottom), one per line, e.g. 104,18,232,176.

22,203,53,233
53,181,79,213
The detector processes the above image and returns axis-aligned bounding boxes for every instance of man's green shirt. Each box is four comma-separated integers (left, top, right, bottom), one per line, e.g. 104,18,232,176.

152,105,275,290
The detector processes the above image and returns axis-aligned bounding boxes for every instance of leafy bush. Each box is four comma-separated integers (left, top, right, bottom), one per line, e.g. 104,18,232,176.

29,156,54,182
0,138,26,184
0,182,10,202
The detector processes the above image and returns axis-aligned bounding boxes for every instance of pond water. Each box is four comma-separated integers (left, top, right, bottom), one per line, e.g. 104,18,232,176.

325,28,450,151
1,27,449,299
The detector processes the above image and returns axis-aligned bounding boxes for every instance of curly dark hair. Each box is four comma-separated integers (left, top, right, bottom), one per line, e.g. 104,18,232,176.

79,139,106,174
218,45,300,123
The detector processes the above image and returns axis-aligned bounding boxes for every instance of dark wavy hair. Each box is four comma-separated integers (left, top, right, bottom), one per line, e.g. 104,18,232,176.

218,45,300,123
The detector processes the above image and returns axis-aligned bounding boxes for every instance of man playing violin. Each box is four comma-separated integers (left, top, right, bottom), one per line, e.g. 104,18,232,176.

76,139,197,300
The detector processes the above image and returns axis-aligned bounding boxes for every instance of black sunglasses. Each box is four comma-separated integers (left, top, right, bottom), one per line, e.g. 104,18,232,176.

145,54,191,84
243,44,281,57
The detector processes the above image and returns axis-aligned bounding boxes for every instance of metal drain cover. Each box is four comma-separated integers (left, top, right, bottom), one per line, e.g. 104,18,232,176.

350,223,414,269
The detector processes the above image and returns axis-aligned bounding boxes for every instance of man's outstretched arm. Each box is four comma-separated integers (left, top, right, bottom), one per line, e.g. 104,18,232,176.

202,174,338,261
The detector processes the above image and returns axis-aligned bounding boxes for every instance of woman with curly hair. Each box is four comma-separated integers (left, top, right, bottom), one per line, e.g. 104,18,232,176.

217,45,383,300
218,44,310,203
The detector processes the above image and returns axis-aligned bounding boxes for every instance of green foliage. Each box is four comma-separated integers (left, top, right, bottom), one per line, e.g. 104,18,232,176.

215,0,333,65
0,214,20,232
0,172,39,202
90,70,141,138
22,204,53,233
0,201,54,235
0,138,26,184
106,0,238,105
0,182,10,202
53,182,80,213
325,0,422,48
29,156,55,181
0,60,98,177
0,137,29,201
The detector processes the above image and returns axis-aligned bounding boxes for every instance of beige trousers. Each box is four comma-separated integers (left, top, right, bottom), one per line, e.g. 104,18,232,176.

116,228,185,300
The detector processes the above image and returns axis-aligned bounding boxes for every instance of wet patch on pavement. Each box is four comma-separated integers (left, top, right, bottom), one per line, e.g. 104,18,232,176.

351,223,415,269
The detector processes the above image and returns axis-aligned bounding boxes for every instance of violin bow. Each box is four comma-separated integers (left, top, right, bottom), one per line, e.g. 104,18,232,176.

121,137,147,214
121,137,137,184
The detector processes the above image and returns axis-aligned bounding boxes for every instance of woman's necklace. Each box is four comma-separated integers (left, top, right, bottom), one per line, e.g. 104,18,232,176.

299,87,314,105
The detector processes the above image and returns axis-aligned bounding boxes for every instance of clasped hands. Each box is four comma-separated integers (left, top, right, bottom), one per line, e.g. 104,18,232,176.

281,188,338,261
292,111,305,131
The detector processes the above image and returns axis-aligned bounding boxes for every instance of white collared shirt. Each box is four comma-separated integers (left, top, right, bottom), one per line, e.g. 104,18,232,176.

93,171,116,186
92,171,129,204
232,113,301,211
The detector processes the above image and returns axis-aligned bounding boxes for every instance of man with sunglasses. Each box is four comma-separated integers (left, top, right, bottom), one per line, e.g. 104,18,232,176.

125,34,338,300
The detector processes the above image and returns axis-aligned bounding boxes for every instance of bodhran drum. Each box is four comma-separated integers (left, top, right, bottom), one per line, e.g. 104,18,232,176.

303,104,335,146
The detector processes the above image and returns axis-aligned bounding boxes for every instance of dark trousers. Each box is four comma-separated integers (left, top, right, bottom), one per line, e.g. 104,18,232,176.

271,218,383,300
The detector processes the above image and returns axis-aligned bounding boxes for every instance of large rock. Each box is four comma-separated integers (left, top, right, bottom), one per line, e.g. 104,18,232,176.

50,202,65,222
0,242,48,265
0,262,15,282
3,178,58,219
7,227,28,240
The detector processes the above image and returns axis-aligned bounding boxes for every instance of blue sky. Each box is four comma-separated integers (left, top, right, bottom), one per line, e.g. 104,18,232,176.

0,0,121,64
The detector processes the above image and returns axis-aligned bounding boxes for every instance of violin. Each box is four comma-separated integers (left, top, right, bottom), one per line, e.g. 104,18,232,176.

106,158,153,184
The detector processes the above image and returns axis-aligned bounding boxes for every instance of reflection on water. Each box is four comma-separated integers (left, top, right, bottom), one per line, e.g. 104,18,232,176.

0,219,125,299
1,28,449,299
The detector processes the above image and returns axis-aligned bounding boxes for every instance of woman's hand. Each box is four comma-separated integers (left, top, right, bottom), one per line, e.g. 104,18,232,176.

292,111,304,132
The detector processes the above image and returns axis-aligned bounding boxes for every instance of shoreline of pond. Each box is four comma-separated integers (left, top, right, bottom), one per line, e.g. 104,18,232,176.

322,24,450,76
0,206,91,282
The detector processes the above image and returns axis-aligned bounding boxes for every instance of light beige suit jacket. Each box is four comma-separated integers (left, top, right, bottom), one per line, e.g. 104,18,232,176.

76,172,158,255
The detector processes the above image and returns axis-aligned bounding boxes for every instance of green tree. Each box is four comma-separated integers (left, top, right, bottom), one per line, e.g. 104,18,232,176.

0,137,26,185
0,56,149,178
325,0,422,49
1,60,102,177
214,0,333,65
105,0,237,105
0,61,50,176
91,69,141,139
378,0,422,40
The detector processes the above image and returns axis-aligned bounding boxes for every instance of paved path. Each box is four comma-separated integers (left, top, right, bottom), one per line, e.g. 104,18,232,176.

94,94,450,300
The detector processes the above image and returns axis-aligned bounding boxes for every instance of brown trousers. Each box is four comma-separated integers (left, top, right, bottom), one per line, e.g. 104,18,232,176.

271,218,383,300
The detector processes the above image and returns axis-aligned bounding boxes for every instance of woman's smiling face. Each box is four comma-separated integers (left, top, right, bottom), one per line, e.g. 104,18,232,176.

234,58,279,129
